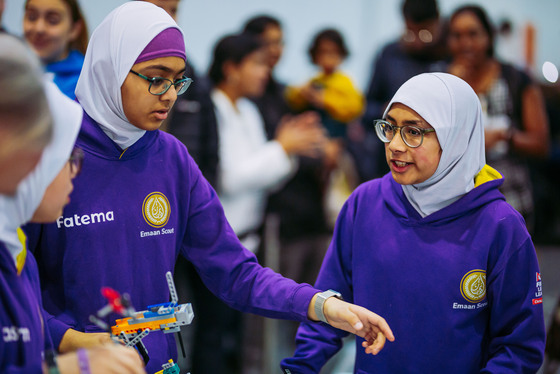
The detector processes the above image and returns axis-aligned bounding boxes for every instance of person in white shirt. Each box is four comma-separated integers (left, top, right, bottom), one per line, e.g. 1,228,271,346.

206,32,327,373
209,33,326,253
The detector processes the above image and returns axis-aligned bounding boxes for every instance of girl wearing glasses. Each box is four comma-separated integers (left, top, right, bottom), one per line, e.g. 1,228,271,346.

24,3,393,373
282,73,545,373
0,34,144,374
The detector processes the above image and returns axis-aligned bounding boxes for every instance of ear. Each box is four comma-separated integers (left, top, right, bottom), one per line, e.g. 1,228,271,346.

222,60,236,76
68,19,84,42
222,61,240,85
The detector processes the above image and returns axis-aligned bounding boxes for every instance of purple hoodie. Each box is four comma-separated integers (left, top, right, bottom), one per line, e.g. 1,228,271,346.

281,170,545,373
0,242,48,373
27,112,319,373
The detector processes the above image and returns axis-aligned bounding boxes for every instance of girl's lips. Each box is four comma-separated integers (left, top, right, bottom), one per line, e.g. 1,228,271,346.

30,38,50,50
391,160,411,172
153,110,168,121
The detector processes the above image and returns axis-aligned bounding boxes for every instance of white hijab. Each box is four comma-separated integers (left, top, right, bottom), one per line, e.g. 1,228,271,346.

383,73,486,217
75,2,182,149
0,81,82,264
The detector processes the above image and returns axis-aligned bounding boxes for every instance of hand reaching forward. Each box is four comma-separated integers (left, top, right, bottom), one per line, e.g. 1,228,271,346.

57,344,146,374
308,294,395,355
59,329,113,353
275,111,327,158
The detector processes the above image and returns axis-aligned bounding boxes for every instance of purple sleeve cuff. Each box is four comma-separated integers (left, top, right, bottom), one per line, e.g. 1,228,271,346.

46,315,71,350
291,284,321,322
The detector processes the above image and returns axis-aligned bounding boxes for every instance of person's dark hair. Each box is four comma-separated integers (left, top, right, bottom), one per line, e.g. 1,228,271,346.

242,15,281,36
208,33,264,85
402,0,439,23
308,28,349,64
24,0,89,54
450,5,495,57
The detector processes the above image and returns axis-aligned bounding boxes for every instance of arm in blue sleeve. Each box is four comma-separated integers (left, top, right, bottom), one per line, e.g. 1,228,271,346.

281,198,356,373
482,238,546,373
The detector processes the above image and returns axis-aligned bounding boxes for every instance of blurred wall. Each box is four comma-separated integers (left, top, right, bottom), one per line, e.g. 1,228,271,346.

5,0,560,89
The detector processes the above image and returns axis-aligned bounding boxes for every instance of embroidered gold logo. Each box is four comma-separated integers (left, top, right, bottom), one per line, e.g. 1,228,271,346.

460,269,486,303
142,192,170,228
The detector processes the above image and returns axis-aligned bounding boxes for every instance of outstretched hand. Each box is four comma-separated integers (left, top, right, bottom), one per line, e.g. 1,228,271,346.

309,295,395,355
275,111,327,158
59,329,113,353
56,344,146,374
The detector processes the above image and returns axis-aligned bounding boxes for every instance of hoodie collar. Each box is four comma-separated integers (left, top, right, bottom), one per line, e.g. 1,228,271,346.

385,166,505,226
76,111,158,161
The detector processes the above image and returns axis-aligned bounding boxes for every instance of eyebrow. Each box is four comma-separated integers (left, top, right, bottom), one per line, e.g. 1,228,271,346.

385,114,426,127
141,64,187,76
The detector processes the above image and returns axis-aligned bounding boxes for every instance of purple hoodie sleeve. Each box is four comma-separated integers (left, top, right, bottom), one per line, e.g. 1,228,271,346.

180,155,320,322
45,315,70,351
23,226,71,350
0,246,45,373
482,237,545,373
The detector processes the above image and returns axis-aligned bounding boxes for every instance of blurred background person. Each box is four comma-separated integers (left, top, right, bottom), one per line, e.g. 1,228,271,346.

242,15,288,138
203,32,326,374
359,0,448,182
285,27,362,229
447,4,549,234
243,16,331,286
23,0,88,99
286,28,364,140
242,15,335,372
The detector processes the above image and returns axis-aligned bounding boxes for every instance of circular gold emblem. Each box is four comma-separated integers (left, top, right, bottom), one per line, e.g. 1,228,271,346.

142,192,170,228
460,269,486,303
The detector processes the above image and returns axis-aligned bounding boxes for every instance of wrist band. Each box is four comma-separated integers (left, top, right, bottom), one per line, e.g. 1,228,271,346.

314,289,343,323
77,349,91,374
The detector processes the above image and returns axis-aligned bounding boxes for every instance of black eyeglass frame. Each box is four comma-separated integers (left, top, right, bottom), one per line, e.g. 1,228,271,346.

374,119,436,148
129,70,193,96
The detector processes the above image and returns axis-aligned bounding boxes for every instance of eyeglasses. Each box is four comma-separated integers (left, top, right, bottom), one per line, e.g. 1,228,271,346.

374,119,435,148
403,29,433,43
69,147,84,176
129,70,193,96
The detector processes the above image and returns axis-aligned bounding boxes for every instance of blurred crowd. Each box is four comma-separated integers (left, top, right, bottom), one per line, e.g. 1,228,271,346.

3,0,560,372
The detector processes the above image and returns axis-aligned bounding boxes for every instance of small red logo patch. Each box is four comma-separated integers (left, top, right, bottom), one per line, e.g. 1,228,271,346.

536,272,541,282
532,298,543,305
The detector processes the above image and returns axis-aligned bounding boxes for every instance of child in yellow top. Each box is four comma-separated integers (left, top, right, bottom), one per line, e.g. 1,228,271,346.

286,28,364,138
